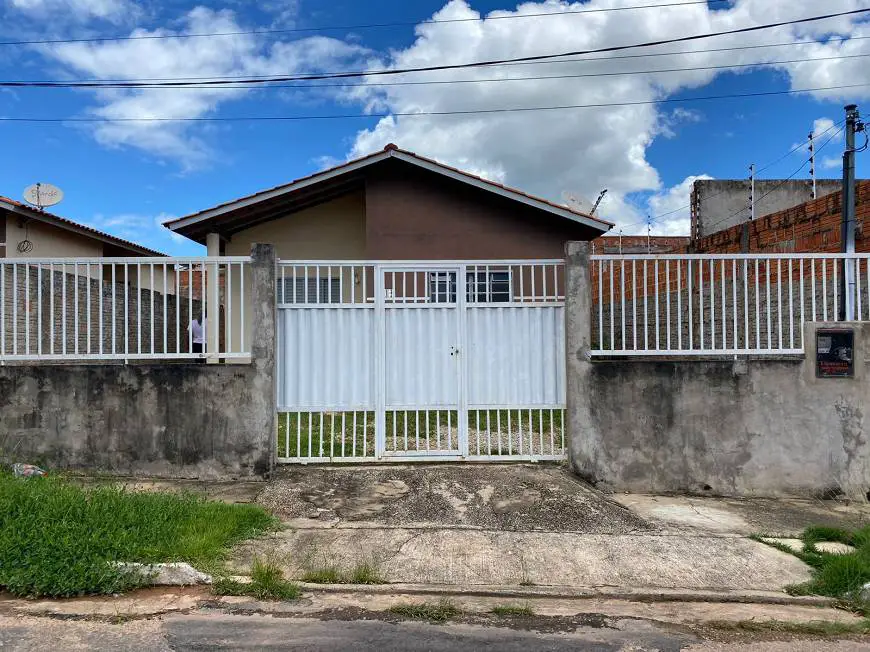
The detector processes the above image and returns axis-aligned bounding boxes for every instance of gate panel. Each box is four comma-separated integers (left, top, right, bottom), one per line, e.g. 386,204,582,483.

382,267,462,456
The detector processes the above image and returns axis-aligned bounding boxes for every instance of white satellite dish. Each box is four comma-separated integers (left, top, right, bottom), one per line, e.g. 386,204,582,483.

23,183,64,210
561,190,594,214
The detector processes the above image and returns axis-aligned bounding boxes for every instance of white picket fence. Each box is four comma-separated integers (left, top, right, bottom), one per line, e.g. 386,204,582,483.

0,257,251,361
276,260,566,463
591,253,870,356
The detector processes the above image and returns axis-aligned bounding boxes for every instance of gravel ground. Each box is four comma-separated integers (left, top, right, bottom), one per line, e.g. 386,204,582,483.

257,464,651,533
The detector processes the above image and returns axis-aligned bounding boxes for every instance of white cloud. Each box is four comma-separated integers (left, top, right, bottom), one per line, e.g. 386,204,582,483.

84,211,194,253
823,156,842,171
339,0,870,227
41,7,370,167
9,0,136,23
643,174,714,236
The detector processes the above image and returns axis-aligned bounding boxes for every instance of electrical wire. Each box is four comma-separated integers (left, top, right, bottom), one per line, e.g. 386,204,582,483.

4,8,868,88
0,0,741,46
24,34,869,84
617,119,848,232
1,83,866,122
10,53,869,90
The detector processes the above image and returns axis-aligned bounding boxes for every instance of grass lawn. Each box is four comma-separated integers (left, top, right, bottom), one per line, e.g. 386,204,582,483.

757,524,870,609
0,473,278,598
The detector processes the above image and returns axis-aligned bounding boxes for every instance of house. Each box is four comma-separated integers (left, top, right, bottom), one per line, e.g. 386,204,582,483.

166,144,612,260
166,144,612,355
0,196,163,259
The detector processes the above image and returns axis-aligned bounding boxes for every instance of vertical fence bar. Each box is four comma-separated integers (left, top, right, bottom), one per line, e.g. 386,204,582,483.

709,259,714,351
150,263,155,355
240,263,245,352
699,259,704,350
598,260,603,350
866,259,870,321
111,265,116,355
187,266,193,355
137,264,142,355
788,259,794,350
654,260,660,350
609,260,614,349
0,261,4,359
720,260,726,350
24,264,30,355
643,260,648,350
688,260,693,350
834,260,839,321
37,264,42,356
743,259,749,351
777,259,783,351
163,263,168,355
632,260,637,350
61,264,66,356
822,259,828,321
732,259,737,350
800,259,805,349
620,260,626,350
226,263,231,355
812,259,817,321
856,258,863,322
753,259,759,349
666,260,671,351
676,260,682,351
765,259,772,350
73,262,78,355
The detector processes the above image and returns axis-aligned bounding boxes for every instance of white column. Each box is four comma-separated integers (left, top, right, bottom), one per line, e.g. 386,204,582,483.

206,233,220,363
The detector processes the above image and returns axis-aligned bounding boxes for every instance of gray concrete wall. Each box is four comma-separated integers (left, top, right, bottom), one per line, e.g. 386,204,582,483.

566,241,870,499
692,179,842,239
0,244,277,479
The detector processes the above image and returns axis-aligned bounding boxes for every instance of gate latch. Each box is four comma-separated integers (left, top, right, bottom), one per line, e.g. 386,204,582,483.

450,346,460,357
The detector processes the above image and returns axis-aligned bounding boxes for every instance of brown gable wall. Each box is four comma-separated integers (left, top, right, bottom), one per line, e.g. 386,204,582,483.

363,163,601,260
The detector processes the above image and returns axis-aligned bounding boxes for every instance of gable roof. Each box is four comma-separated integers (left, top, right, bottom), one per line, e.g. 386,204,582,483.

0,196,165,257
165,144,613,240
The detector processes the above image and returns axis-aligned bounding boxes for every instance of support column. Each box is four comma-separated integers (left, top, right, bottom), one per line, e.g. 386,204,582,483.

206,233,220,363
249,243,277,476
564,241,596,481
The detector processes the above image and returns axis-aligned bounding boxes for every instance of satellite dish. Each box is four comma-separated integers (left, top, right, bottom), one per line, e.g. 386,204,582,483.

561,190,594,214
23,183,64,210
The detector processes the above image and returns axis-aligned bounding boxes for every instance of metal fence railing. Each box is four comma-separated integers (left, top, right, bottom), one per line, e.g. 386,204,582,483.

590,253,870,356
0,257,251,362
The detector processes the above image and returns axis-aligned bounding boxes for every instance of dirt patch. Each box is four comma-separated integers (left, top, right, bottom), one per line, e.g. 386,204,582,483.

257,464,651,533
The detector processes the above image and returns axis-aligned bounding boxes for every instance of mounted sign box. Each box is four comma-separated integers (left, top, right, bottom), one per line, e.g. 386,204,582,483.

816,329,855,378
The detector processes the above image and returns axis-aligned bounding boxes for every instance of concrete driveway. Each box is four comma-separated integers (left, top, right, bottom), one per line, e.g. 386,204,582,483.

229,464,831,594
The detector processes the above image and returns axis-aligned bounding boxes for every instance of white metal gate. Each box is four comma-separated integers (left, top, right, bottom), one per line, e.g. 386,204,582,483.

276,260,565,463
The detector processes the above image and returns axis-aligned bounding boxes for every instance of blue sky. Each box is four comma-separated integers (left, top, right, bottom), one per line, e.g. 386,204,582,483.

0,0,868,254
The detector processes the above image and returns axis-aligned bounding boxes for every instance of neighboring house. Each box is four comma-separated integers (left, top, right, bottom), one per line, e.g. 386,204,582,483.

0,196,163,259
165,144,612,260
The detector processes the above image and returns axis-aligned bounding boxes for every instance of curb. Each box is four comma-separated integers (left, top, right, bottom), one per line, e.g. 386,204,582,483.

294,582,836,607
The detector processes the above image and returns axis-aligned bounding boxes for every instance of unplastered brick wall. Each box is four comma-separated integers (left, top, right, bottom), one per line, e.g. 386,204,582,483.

1,265,207,357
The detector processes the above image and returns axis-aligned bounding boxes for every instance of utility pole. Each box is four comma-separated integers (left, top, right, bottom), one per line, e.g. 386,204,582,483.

841,104,862,321
808,132,817,200
749,163,756,222
618,229,623,255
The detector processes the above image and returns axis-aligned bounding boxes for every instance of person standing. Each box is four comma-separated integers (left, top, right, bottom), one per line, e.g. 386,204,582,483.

189,315,206,361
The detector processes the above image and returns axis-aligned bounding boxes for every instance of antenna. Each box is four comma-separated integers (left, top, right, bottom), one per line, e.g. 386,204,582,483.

23,182,64,211
591,189,608,215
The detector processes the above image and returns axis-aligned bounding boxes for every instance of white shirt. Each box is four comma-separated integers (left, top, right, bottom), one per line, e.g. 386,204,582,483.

189,319,206,344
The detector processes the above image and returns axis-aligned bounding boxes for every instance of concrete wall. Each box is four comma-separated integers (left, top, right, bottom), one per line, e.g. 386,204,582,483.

566,241,870,499
691,179,842,240
0,244,276,479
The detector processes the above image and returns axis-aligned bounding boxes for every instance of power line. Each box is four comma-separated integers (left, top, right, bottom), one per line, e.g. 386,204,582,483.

704,124,846,232
25,34,869,85
10,53,870,90
1,83,867,123
619,119,847,232
0,0,738,46
7,8,869,88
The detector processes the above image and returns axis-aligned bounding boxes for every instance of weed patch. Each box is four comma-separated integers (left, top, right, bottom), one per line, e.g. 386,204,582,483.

390,599,462,622
213,558,300,601
348,561,386,585
0,473,277,598
301,566,342,584
705,618,870,637
491,603,535,616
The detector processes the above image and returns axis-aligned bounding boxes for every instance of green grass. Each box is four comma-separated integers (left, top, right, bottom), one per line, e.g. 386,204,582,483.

756,525,870,607
299,561,387,585
389,599,462,622
277,409,565,458
0,473,278,598
491,603,535,616
213,557,301,601
301,565,342,584
704,618,870,637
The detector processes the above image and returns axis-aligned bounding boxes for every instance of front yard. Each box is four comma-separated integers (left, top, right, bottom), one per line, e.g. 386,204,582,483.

0,473,277,597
